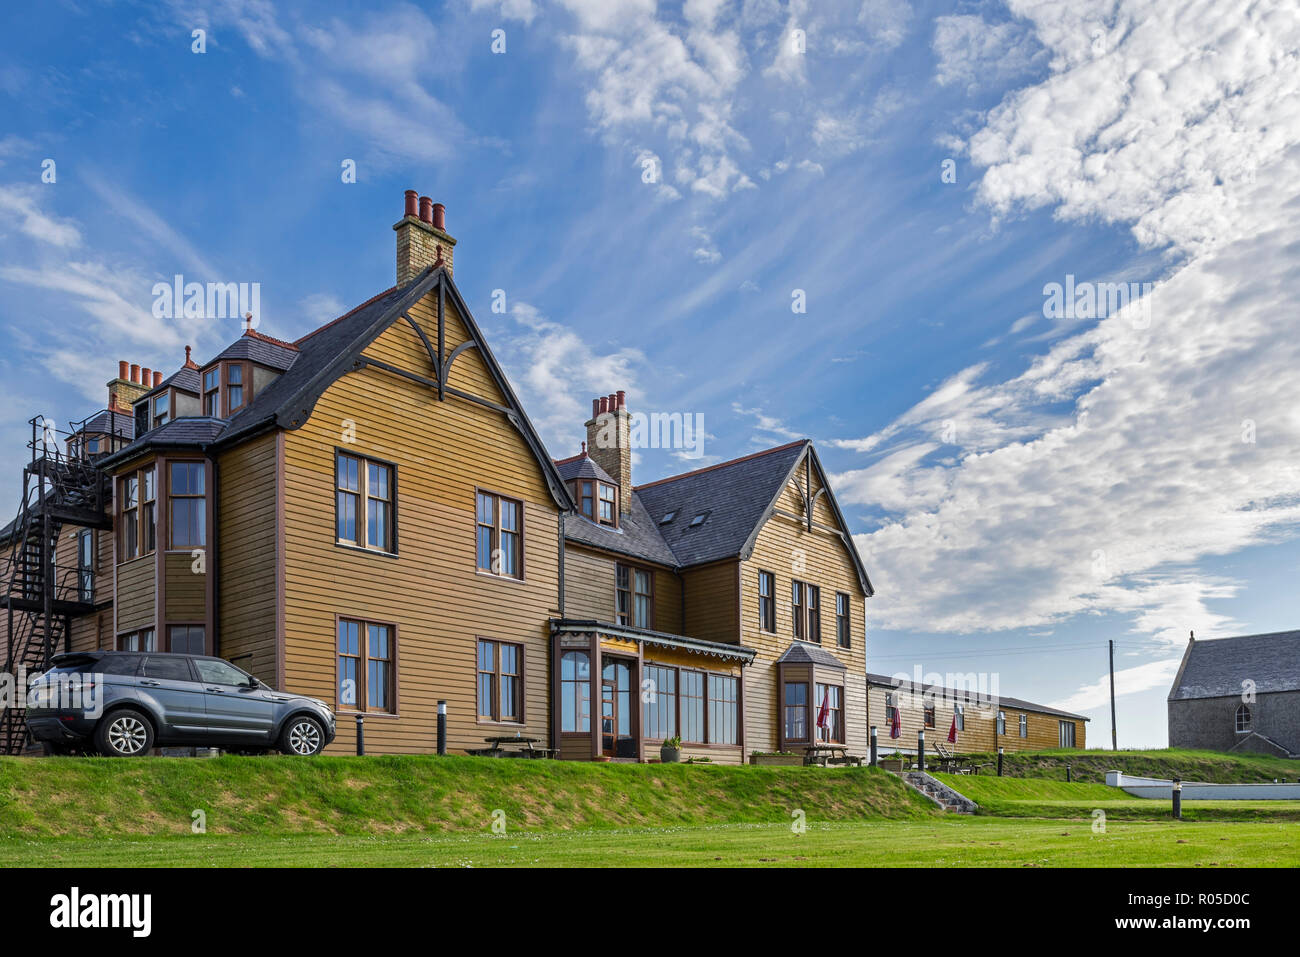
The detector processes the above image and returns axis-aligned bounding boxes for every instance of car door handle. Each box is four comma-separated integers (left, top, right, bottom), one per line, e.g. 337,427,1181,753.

205,687,224,693
140,680,160,687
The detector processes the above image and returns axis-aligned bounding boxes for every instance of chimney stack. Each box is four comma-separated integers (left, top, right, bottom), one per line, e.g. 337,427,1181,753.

107,358,153,412
394,188,456,284
586,390,633,514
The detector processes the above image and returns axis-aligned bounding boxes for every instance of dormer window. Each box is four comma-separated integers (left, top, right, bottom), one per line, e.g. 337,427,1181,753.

152,392,170,429
573,479,618,528
200,360,253,418
203,368,219,415
226,364,245,411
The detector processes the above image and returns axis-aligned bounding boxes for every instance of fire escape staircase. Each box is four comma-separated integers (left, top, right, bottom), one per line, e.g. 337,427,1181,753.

0,416,113,755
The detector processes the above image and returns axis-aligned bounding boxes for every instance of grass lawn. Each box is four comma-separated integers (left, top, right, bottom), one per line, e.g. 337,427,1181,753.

3,818,1297,867
0,755,935,837
953,748,1300,784
932,773,1300,822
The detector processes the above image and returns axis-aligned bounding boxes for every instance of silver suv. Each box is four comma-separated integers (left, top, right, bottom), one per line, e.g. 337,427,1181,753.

25,651,336,757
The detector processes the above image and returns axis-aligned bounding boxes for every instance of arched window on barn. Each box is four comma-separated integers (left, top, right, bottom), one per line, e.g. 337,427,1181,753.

1235,704,1252,734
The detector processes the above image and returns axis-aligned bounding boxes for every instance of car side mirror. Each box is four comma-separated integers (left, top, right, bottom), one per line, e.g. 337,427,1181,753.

245,676,260,689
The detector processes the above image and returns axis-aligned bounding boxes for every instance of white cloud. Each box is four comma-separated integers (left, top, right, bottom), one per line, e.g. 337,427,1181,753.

1052,656,1183,713
0,185,81,248
932,14,1043,94
468,0,538,25
839,0,1300,648
492,300,646,455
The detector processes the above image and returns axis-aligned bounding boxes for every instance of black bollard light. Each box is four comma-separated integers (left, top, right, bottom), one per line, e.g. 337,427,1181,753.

917,730,925,774
1066,764,1072,783
869,725,878,767
437,700,447,756
997,747,1004,777
1172,777,1182,820
355,714,365,756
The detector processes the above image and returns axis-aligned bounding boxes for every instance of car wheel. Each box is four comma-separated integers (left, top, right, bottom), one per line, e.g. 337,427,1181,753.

94,709,154,757
280,716,325,756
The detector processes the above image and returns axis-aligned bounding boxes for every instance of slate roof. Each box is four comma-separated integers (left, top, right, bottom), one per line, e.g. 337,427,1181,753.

563,491,680,567
636,440,807,568
866,672,1090,722
215,282,409,446
99,282,409,468
1169,631,1300,700
778,641,848,670
79,410,134,441
556,454,614,484
554,439,872,594
96,267,573,511
145,366,201,398
212,331,300,371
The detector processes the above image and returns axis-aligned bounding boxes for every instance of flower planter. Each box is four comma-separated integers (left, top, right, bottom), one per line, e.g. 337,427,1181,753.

749,753,803,767
660,746,681,763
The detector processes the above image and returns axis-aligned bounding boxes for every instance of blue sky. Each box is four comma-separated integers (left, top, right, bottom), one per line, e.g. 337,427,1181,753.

3,0,1298,748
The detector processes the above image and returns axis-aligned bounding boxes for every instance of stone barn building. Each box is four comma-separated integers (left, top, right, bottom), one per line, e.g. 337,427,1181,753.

1167,630,1300,758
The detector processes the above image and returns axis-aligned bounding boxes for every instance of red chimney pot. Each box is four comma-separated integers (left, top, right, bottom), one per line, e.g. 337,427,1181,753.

592,399,600,418
617,390,626,410
599,396,609,415
118,360,128,380
432,203,446,231
153,371,163,387
130,364,140,384
404,189,418,218
141,367,152,385
418,196,433,224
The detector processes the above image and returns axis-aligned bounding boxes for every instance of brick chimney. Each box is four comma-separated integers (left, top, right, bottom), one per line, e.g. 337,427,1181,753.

585,390,632,514
394,189,456,285
107,359,153,412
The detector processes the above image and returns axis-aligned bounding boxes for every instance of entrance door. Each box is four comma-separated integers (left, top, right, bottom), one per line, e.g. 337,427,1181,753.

601,658,634,757
601,680,618,756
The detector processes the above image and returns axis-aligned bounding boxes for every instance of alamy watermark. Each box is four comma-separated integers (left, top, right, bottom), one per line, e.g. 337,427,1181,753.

152,274,260,325
1043,275,1152,328
590,410,706,459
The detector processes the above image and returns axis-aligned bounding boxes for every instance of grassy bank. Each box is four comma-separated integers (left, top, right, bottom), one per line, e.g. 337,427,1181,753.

0,755,936,838
954,748,1300,784
933,773,1300,822
4,819,1297,867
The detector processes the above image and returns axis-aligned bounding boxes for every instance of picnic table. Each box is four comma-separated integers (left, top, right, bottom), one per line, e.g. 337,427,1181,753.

467,735,556,759
803,744,863,767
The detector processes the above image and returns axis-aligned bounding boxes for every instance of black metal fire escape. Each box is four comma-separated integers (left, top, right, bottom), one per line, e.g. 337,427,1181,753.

0,415,115,755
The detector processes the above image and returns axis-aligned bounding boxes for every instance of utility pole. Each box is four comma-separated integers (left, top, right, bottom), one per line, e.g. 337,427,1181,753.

1109,639,1118,751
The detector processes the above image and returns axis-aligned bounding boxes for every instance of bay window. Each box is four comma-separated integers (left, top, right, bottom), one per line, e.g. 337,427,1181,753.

118,465,156,561
815,683,843,744
169,461,206,548
783,681,809,742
